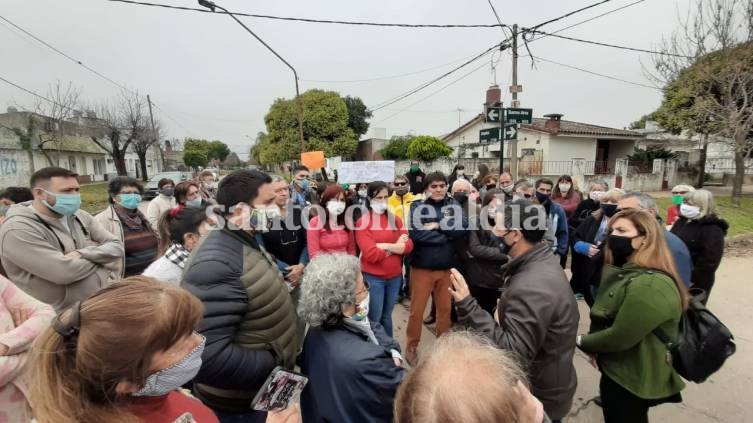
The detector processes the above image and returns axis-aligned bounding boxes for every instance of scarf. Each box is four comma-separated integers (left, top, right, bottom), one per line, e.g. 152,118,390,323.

164,243,190,269
114,205,152,233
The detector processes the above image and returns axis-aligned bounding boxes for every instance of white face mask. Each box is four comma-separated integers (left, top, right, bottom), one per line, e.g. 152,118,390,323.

502,184,514,194
327,201,346,215
371,201,388,214
457,170,465,176
559,183,571,193
352,293,370,321
590,191,604,202
680,203,701,219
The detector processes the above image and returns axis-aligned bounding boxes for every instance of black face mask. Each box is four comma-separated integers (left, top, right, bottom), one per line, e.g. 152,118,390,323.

607,234,636,267
453,192,468,205
601,203,618,218
486,184,497,190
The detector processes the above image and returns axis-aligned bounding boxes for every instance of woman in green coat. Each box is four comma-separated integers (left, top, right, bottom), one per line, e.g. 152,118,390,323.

577,209,689,423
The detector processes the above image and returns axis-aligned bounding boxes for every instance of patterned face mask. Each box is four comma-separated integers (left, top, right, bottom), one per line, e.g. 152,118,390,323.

132,335,205,397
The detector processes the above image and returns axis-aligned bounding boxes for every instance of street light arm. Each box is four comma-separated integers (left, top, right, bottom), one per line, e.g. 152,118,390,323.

204,3,298,82
197,0,305,153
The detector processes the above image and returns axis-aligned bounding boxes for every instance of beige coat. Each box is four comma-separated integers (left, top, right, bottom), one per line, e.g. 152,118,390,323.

146,194,176,230
0,203,123,311
93,205,129,278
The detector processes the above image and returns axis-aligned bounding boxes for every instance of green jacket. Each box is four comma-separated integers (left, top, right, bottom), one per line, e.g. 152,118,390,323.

580,263,685,399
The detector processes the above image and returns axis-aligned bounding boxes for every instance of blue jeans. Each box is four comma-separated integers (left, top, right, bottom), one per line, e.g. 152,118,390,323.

364,273,402,337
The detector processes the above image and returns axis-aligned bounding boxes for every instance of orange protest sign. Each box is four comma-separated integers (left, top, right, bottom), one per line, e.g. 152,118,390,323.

301,151,325,169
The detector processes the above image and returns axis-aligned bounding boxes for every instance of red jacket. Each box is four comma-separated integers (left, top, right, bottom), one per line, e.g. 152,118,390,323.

355,212,413,278
307,216,357,259
553,192,582,219
130,390,219,422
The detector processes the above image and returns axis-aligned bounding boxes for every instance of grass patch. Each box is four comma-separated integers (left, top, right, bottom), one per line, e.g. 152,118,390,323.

656,197,753,237
80,182,109,215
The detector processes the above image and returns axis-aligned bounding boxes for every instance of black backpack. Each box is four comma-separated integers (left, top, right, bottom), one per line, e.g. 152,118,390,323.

654,288,736,383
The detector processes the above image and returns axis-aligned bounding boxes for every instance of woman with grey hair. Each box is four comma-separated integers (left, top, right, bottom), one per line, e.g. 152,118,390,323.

298,254,404,423
571,178,609,228
670,189,728,304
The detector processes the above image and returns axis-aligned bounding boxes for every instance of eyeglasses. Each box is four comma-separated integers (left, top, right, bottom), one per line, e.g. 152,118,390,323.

393,182,407,186
517,193,533,198
356,281,370,296
672,191,688,195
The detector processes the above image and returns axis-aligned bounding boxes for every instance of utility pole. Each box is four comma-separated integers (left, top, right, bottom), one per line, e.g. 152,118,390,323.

146,94,163,173
456,107,464,128
509,23,519,180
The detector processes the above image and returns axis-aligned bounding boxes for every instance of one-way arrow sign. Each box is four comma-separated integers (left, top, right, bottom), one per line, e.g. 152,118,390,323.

479,127,500,143
504,124,518,140
486,107,501,123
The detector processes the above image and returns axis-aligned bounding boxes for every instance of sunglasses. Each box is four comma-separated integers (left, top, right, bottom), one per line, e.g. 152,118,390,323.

393,182,407,186
517,193,533,198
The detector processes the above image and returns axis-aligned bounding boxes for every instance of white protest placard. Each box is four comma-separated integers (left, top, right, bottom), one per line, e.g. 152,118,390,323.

337,161,395,184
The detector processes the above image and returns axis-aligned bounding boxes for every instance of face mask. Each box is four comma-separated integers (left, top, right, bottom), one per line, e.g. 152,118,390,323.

352,293,370,321
600,203,618,218
502,184,514,194
590,191,604,202
118,193,142,210
371,201,388,214
185,198,202,208
41,189,81,217
410,165,420,173
469,193,479,203
486,184,497,191
132,335,205,397
535,191,550,204
395,186,408,196
296,179,310,190
680,203,701,219
672,194,685,205
327,201,346,215
161,188,174,197
607,234,636,267
453,192,468,205
559,183,571,193
457,170,465,177
358,190,367,198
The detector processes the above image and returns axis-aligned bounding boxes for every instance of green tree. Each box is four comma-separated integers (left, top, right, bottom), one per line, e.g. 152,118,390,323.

342,96,372,137
655,42,753,202
183,149,208,168
380,135,413,160
261,89,359,165
406,135,453,162
207,140,231,162
628,114,656,130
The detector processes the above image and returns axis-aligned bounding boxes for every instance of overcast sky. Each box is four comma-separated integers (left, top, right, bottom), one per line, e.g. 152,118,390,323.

0,0,692,158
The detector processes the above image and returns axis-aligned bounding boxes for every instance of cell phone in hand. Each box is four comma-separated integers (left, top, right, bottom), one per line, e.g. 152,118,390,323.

250,367,308,412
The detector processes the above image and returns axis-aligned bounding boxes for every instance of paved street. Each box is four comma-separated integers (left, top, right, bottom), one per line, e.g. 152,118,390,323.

391,252,753,423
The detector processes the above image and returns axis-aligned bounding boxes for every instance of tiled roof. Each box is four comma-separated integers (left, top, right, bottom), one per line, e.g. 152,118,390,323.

522,118,642,138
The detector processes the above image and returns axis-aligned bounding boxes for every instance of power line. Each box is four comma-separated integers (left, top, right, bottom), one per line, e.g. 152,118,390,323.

531,55,661,90
487,0,514,39
0,14,198,135
368,42,507,112
527,0,612,31
301,52,482,83
524,0,646,42
0,14,138,96
0,75,70,110
374,60,489,124
105,0,508,28
526,29,694,58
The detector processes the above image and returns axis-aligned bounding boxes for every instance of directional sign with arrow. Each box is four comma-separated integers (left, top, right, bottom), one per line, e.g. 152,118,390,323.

505,108,533,125
479,127,500,143
504,124,518,140
485,106,501,123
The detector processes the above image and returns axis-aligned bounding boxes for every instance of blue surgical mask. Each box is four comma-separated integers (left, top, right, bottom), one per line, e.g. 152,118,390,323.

161,188,174,197
132,335,205,397
41,189,81,217
296,179,310,190
118,193,142,210
185,198,202,208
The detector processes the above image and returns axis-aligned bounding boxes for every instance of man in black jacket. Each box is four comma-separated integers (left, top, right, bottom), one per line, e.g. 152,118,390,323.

406,171,468,365
182,170,302,423
404,160,426,195
450,199,578,423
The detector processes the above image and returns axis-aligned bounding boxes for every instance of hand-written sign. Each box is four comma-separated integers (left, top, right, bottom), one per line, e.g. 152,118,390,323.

337,161,395,184
300,151,325,170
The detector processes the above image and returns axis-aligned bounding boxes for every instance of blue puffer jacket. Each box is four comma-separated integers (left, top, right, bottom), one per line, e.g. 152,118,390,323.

408,196,469,270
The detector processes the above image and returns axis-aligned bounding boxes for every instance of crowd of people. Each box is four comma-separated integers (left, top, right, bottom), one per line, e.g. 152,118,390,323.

0,160,730,423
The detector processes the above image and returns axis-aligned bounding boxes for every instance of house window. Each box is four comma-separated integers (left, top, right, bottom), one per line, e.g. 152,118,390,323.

68,156,76,171
80,157,88,174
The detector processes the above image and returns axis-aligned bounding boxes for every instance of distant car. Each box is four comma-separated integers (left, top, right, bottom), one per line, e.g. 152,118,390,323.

143,171,192,200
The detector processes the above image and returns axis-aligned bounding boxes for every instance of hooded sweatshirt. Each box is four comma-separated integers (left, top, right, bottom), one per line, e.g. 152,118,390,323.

0,202,123,311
